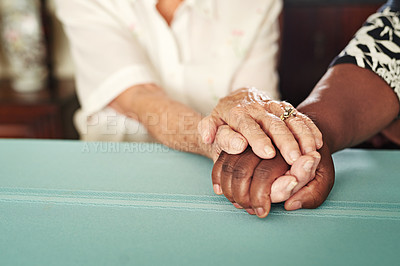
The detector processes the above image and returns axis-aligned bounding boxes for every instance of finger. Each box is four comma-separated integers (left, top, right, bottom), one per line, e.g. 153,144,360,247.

285,147,335,211
215,125,248,155
257,112,302,165
221,107,276,159
232,202,244,209
220,152,242,203
211,152,228,195
211,142,222,163
265,101,316,154
231,149,261,209
288,151,321,194
198,115,224,144
269,152,321,203
267,101,323,154
250,151,290,218
296,113,323,149
270,175,298,203
284,116,317,154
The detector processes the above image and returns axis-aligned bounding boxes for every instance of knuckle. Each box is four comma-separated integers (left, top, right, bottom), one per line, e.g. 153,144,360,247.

299,113,312,122
282,101,294,108
299,139,317,152
248,103,266,114
222,161,235,174
266,100,281,112
287,117,303,127
229,110,250,128
237,120,257,135
233,167,250,180
254,166,272,179
230,106,245,118
268,119,288,135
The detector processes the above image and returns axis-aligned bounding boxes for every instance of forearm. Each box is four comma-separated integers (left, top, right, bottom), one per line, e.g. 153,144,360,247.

110,84,212,158
297,64,400,153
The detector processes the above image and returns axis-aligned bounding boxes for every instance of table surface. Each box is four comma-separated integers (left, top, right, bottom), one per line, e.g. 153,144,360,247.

0,140,399,266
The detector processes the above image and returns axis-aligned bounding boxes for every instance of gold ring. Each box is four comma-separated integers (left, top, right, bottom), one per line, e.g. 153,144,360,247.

280,106,297,121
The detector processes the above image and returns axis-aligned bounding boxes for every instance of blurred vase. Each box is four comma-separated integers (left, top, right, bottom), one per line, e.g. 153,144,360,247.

0,0,48,92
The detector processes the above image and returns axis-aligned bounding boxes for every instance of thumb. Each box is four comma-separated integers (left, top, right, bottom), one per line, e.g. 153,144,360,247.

284,145,335,210
198,114,224,144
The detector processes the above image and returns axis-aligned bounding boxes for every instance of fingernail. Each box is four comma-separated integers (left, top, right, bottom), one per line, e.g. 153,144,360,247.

290,151,301,163
231,137,245,151
255,207,266,218
286,180,298,192
246,208,256,215
264,146,275,158
233,203,243,209
213,184,222,195
303,160,314,172
290,201,302,210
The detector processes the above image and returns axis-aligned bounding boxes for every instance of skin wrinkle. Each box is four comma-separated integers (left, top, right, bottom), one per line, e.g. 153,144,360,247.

111,83,215,158
206,86,322,164
298,65,399,153
110,81,327,210
110,82,324,214
212,63,399,217
109,2,323,206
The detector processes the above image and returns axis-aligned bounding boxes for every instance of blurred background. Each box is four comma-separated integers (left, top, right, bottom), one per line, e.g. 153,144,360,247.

0,0,389,145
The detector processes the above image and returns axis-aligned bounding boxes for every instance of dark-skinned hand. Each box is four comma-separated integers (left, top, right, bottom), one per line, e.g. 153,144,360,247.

212,144,335,218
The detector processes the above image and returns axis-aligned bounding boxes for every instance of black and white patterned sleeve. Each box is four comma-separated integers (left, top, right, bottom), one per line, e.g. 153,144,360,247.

330,0,400,103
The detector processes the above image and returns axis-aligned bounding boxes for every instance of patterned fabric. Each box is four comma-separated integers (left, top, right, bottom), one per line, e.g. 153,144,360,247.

331,4,400,103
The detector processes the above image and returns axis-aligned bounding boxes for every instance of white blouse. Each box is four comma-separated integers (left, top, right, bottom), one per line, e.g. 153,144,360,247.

55,0,282,142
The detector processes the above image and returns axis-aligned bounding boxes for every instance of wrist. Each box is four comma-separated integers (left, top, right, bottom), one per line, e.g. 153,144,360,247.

297,103,337,154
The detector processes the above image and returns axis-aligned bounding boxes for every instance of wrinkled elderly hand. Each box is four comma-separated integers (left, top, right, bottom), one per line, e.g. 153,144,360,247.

198,87,323,165
212,145,334,218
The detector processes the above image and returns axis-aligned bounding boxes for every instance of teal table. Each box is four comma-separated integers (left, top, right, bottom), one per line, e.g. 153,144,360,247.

0,140,399,266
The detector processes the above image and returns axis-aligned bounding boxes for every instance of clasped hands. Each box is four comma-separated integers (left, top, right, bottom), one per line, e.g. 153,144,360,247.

198,87,335,218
